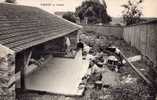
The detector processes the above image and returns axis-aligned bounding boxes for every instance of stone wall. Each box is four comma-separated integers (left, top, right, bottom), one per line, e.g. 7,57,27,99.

0,44,15,99
82,25,123,39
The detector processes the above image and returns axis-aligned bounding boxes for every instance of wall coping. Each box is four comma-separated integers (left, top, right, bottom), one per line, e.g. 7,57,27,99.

79,24,123,27
124,19,157,27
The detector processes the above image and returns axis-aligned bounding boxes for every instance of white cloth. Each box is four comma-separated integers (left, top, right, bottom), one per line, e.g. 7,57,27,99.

115,48,120,54
107,56,118,61
65,37,71,47
83,44,91,53
91,64,102,74
86,54,95,61
110,46,120,54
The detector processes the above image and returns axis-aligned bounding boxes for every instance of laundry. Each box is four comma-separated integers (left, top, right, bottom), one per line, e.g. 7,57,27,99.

65,37,71,47
107,55,119,64
106,45,120,55
91,64,103,74
121,74,137,84
83,44,91,54
86,54,95,61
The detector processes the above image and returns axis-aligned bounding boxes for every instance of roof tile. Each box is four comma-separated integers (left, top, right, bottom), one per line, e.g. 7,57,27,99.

0,3,81,53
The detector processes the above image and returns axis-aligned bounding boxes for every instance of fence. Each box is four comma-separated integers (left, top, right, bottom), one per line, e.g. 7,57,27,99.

123,22,157,65
82,25,123,39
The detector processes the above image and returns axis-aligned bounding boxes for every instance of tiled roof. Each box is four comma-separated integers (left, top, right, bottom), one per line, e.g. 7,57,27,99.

0,3,81,53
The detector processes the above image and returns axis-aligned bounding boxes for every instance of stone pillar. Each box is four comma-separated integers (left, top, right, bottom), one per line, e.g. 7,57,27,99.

0,44,15,99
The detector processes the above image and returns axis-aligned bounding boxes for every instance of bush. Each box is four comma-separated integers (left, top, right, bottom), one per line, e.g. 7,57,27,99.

5,0,16,3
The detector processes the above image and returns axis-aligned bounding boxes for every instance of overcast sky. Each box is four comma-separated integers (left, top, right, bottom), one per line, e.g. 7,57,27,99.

0,0,157,17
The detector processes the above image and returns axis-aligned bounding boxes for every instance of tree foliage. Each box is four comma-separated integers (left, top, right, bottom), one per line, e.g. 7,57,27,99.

121,0,143,25
75,1,111,24
62,12,76,23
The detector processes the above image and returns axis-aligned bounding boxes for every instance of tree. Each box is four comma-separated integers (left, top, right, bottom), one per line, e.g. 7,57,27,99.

5,0,16,3
121,0,143,25
75,1,111,24
62,12,76,23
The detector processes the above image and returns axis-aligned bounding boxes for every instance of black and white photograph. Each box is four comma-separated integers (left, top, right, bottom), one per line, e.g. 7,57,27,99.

0,0,157,100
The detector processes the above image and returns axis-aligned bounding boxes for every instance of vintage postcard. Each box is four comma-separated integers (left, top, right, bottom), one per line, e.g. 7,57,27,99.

0,0,156,100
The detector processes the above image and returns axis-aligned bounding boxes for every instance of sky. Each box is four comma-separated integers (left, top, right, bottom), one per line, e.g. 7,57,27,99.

0,0,157,17
105,0,157,17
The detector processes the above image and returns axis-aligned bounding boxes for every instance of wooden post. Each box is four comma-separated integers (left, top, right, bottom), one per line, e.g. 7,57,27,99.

120,51,153,86
20,53,26,91
21,50,32,91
